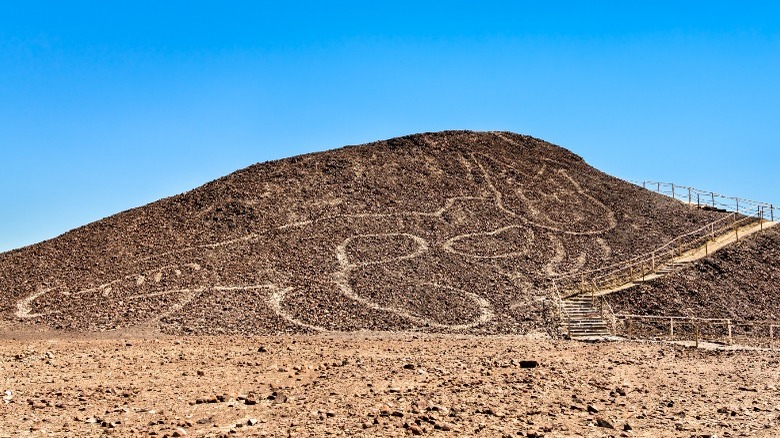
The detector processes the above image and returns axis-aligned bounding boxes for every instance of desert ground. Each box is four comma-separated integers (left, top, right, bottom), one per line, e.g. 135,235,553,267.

2,328,780,437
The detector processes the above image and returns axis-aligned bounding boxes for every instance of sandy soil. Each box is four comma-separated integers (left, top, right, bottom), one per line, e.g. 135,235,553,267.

2,330,780,437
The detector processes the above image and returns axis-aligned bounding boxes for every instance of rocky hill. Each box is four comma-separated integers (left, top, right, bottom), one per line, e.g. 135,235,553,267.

0,131,727,335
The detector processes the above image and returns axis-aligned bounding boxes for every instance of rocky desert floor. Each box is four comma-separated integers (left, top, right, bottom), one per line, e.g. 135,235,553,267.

2,327,780,437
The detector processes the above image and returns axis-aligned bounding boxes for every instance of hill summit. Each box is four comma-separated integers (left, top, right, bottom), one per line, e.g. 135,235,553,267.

0,131,725,334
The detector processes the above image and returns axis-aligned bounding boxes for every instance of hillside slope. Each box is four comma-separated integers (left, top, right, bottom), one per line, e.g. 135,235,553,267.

0,131,726,335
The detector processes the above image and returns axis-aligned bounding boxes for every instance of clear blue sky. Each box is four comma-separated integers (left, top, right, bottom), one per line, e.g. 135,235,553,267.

1,1,779,252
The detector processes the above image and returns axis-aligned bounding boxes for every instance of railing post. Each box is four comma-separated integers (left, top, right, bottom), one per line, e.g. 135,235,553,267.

695,320,700,348
772,205,775,222
705,240,708,256
760,206,764,231
697,193,700,208
711,192,715,208
672,183,675,200
628,318,633,338
642,181,646,189
591,284,594,307
727,320,732,345
688,187,691,204
657,182,661,193
669,318,674,337
736,198,739,214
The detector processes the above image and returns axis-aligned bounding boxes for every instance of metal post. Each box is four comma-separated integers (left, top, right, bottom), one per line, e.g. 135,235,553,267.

697,193,700,208
760,206,764,230
670,319,674,337
772,205,775,222
591,285,594,307
727,320,732,345
695,321,700,348
736,198,739,214
657,182,661,193
642,181,646,189
628,318,633,338
688,188,692,204
705,240,708,256
672,183,675,200
711,192,715,208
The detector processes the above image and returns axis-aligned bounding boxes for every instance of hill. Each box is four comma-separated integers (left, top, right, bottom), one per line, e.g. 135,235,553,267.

0,131,727,335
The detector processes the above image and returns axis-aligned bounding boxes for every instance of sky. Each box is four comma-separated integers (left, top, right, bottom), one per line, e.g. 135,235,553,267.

1,1,779,252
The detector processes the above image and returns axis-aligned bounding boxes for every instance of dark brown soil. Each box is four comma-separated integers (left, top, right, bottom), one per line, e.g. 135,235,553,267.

0,130,726,335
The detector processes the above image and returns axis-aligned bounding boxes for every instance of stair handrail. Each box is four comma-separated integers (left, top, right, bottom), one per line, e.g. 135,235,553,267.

554,211,739,283
587,213,758,292
554,212,758,296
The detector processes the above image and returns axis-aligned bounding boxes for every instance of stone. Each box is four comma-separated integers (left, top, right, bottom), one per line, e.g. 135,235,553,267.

595,417,614,429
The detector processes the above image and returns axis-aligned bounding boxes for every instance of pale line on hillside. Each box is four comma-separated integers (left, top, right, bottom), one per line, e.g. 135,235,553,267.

268,287,325,332
15,289,59,319
326,233,494,330
442,225,534,259
336,233,429,268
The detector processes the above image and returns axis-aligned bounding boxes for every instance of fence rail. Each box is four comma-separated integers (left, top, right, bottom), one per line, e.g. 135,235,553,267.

634,181,775,221
614,314,780,349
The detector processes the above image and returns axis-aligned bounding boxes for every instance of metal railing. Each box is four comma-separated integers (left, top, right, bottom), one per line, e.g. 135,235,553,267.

635,181,775,221
551,181,775,297
553,211,760,297
615,314,780,349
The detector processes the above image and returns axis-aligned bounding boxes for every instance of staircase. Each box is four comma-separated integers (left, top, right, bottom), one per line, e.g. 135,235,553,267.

560,295,612,339
554,183,778,341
